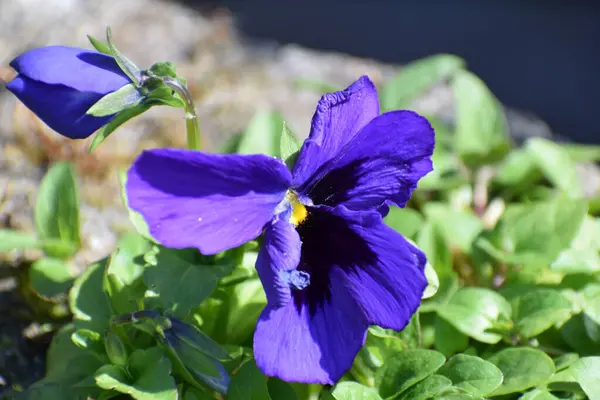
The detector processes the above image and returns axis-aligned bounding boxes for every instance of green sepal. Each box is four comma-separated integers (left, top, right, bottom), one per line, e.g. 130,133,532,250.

280,121,301,170
105,26,142,87
149,61,178,78
89,103,150,152
87,34,111,55
86,83,144,117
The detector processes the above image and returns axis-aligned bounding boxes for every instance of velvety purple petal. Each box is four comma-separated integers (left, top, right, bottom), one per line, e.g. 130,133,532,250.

6,75,115,139
126,149,291,255
296,205,426,330
333,207,428,330
300,110,434,210
253,275,367,384
292,76,379,188
10,46,130,94
255,220,302,307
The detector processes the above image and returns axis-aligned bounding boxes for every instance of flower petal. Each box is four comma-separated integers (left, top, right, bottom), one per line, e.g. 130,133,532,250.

333,207,428,330
292,76,379,189
255,219,302,307
6,75,115,139
301,110,434,210
126,149,291,255
10,46,130,94
297,205,427,331
253,276,367,384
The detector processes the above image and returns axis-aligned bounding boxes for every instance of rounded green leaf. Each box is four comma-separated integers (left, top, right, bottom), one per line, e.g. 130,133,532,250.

238,110,284,157
487,348,555,396
397,375,452,400
376,349,446,399
268,378,298,400
332,382,382,400
437,354,503,396
437,287,511,344
434,317,469,357
384,207,424,239
227,360,271,400
519,389,560,400
570,357,600,400
29,257,75,298
512,288,573,338
69,258,112,331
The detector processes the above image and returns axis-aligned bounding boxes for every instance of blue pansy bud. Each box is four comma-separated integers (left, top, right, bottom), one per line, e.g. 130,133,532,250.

5,46,131,139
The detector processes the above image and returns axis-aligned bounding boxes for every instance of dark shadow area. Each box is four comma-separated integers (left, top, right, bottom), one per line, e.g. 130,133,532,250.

190,0,600,144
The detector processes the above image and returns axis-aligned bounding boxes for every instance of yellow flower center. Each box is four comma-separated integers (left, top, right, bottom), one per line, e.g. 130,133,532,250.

287,191,308,226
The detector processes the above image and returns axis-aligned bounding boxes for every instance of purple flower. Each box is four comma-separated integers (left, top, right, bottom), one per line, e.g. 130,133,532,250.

5,46,130,139
126,76,435,384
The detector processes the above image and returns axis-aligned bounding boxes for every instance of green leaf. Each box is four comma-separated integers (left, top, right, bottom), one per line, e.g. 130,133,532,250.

69,258,112,331
45,323,105,378
268,378,299,400
493,148,541,190
29,257,75,298
423,261,440,300
560,313,600,355
416,222,453,282
332,382,382,400
95,347,177,400
375,349,446,399
87,34,112,55
434,317,469,357
570,357,600,400
488,347,555,396
512,289,573,338
220,134,243,154
562,143,600,162
0,229,39,252
117,169,154,239
477,197,587,265
104,233,152,314
71,329,103,353
582,284,600,327
143,246,223,318
526,137,583,197
396,374,452,400
453,70,510,165
437,287,511,344
380,54,465,111
104,330,128,367
105,26,141,86
422,203,483,254
224,278,267,344
87,83,144,117
553,353,579,372
519,389,560,400
89,103,151,151
35,162,80,255
238,110,284,157
149,61,178,78
280,121,301,170
551,216,600,274
437,354,503,396
384,207,424,239
227,359,271,400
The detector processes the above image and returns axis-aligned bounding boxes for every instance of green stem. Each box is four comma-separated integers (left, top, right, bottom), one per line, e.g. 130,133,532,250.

162,77,202,150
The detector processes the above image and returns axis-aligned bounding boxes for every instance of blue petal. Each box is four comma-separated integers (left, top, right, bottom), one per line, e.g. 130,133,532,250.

253,275,368,384
292,76,379,189
299,110,434,210
255,219,302,307
253,205,426,384
10,46,130,94
6,75,115,139
126,149,291,255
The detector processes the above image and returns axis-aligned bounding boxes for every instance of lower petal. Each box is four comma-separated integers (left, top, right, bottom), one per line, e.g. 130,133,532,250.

126,149,291,255
253,275,367,384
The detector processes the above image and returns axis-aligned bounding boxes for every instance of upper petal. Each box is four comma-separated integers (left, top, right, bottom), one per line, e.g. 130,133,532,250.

126,149,291,254
255,219,302,308
6,75,115,139
10,46,130,94
253,276,367,384
292,76,379,188
301,110,434,210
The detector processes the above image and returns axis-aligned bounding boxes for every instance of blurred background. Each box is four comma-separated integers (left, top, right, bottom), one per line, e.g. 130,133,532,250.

191,0,600,144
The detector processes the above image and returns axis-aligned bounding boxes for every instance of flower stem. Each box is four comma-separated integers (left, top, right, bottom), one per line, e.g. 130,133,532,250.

161,77,202,150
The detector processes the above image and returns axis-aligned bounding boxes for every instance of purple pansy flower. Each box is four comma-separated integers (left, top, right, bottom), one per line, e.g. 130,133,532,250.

126,76,435,384
5,46,130,139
